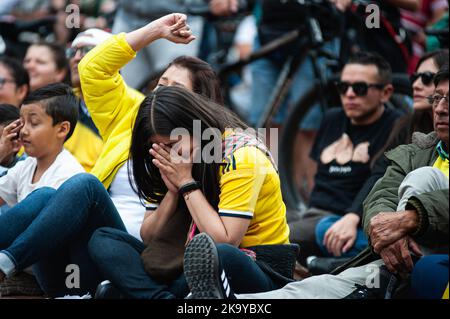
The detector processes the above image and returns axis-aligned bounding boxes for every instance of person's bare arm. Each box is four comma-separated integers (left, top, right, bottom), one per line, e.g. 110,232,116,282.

125,13,195,52
140,191,179,245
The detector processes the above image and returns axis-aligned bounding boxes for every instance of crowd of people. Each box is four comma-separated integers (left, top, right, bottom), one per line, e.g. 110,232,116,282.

0,0,448,300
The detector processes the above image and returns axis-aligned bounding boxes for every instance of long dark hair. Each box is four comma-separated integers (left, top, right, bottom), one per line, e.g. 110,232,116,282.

147,56,223,105
129,86,247,209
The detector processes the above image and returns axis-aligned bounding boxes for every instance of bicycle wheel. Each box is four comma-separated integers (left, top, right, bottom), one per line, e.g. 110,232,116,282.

279,83,323,211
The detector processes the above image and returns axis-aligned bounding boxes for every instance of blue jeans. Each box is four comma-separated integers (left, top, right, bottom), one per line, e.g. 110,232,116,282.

411,254,449,299
315,215,368,258
88,228,280,299
0,173,126,297
88,227,189,299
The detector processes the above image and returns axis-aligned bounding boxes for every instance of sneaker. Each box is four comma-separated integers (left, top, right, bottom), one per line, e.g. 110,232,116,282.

94,280,124,299
184,233,235,299
0,272,44,297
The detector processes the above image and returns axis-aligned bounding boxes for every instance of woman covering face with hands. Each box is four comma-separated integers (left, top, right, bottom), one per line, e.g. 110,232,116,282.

87,85,291,299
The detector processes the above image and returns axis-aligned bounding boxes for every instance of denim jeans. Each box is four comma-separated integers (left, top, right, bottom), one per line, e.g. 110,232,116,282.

88,227,189,299
315,215,368,258
0,173,126,297
88,228,280,299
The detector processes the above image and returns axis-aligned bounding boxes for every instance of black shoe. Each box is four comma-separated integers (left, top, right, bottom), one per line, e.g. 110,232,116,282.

184,233,235,299
94,280,124,299
306,256,353,275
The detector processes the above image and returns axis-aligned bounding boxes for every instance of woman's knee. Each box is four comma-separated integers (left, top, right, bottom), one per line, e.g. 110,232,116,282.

216,243,239,260
88,227,119,259
27,187,57,201
216,244,242,266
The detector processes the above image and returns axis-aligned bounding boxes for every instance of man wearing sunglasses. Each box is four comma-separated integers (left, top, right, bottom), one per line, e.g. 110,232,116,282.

289,51,403,268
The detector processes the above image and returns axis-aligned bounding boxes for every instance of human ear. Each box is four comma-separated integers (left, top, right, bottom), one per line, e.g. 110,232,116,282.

381,84,394,103
57,121,71,140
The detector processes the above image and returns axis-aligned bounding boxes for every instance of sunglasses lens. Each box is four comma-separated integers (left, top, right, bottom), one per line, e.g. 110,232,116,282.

336,82,349,95
352,82,368,96
421,73,434,85
410,72,435,85
66,48,75,59
81,46,94,56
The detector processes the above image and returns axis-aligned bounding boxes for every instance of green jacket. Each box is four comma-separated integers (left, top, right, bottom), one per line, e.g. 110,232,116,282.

332,132,448,275
363,131,449,253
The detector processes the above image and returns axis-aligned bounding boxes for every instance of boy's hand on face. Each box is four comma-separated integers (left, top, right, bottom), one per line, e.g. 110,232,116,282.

0,119,23,163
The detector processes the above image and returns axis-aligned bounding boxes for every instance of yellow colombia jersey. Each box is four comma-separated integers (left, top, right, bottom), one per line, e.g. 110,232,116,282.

218,145,290,248
433,156,449,178
64,121,103,172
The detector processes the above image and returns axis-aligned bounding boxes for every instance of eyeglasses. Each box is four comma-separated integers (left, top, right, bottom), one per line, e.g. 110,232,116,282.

410,71,435,86
427,94,449,106
335,81,385,96
65,45,95,59
0,77,16,88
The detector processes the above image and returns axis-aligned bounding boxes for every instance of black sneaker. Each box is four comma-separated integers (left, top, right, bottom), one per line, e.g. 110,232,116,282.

94,280,124,299
184,233,235,299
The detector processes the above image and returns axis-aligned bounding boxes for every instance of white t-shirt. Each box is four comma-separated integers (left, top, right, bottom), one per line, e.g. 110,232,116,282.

0,149,84,206
109,162,157,241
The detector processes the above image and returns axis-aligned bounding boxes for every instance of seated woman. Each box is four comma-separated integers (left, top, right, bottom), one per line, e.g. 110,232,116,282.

0,13,221,297
88,85,291,299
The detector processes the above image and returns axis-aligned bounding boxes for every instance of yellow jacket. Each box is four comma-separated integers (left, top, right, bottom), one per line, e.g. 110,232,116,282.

79,33,145,188
64,120,103,172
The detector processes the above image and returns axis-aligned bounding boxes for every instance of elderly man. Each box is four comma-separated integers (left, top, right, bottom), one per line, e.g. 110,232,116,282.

183,64,449,299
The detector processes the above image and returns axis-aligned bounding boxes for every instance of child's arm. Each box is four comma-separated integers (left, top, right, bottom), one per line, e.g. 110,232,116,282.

78,13,195,143
0,161,21,207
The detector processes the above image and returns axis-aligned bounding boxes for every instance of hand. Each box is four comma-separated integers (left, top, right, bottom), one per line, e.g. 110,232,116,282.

379,236,423,274
149,143,195,188
160,171,178,194
369,210,419,254
0,119,22,164
151,13,196,44
323,213,360,257
329,0,352,12
209,0,239,16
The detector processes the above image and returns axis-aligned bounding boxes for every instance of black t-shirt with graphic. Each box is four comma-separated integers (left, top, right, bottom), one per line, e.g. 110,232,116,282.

309,107,401,216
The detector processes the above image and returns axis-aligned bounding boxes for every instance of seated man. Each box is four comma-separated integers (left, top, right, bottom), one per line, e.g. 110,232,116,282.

289,51,402,262
183,64,449,299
